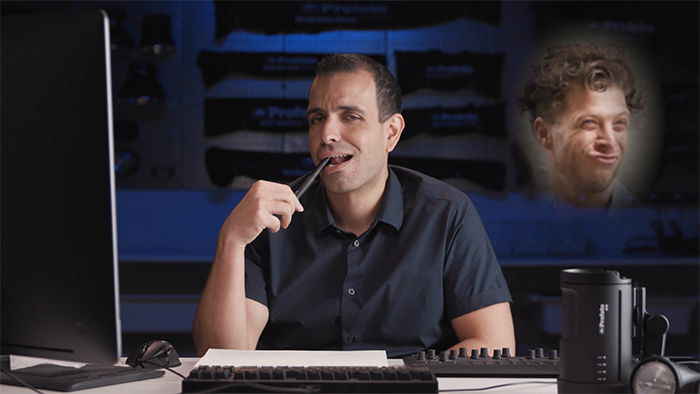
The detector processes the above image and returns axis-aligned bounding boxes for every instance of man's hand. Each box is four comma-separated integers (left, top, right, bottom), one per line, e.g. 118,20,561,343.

220,180,304,247
194,181,298,354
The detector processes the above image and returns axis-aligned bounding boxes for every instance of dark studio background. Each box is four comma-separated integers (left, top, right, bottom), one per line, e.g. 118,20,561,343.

2,1,698,358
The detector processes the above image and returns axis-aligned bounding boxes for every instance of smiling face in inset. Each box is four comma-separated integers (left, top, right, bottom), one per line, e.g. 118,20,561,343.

306,70,403,198
534,83,630,206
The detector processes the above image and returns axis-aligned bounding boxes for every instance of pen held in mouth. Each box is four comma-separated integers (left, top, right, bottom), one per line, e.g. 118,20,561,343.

294,157,331,199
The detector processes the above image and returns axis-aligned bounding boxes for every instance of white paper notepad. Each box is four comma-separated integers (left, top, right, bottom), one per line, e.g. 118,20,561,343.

195,349,389,368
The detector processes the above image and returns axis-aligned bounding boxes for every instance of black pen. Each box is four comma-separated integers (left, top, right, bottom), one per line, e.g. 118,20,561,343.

294,157,331,198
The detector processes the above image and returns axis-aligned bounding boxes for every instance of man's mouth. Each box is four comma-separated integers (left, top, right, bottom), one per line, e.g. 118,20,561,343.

592,155,619,165
327,154,353,166
592,153,620,165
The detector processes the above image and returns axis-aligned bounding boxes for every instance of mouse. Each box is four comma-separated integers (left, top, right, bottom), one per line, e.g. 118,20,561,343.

126,339,181,369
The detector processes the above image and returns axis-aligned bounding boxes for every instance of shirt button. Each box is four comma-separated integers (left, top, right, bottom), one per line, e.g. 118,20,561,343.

353,239,360,247
345,336,356,344
347,288,356,296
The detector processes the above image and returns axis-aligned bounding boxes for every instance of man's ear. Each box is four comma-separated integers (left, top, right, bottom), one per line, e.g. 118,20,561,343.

385,113,405,153
533,117,553,150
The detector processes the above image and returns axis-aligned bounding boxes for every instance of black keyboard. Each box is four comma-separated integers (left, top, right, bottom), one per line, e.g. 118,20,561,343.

403,347,559,377
182,365,438,393
0,363,164,391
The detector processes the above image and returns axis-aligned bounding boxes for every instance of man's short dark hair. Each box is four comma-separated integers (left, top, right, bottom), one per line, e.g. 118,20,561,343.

520,43,643,123
315,53,402,123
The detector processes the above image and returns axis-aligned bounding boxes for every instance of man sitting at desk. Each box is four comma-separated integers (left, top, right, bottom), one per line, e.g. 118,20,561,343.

193,54,514,357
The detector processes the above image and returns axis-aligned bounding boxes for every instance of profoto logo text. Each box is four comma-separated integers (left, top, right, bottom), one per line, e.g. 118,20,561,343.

598,303,609,335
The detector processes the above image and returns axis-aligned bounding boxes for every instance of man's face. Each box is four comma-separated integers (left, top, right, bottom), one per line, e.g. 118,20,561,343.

542,83,630,198
307,70,401,195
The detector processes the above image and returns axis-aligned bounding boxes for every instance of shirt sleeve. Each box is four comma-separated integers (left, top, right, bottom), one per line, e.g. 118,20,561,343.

443,196,512,319
244,232,269,307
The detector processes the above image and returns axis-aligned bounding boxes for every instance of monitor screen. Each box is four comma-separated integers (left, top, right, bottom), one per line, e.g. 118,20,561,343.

1,9,120,364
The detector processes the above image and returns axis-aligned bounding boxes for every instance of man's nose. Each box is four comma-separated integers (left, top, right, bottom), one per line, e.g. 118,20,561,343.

320,117,341,145
595,123,615,151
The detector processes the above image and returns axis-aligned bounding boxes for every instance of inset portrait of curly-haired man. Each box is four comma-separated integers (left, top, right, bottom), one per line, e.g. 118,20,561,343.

519,43,658,209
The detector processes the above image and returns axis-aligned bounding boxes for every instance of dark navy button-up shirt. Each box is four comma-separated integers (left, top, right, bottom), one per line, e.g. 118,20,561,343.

244,165,511,357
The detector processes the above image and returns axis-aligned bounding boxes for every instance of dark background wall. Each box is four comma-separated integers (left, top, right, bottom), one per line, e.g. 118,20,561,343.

3,1,698,357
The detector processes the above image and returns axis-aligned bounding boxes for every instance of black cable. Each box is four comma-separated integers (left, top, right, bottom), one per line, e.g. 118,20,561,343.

0,368,45,394
439,380,556,392
141,360,187,379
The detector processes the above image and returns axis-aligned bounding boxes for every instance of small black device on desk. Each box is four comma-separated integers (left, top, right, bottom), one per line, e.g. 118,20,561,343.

403,347,559,377
0,340,178,392
182,365,438,393
0,364,164,392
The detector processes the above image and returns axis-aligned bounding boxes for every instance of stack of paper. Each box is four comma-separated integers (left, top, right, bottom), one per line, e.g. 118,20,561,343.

195,349,389,368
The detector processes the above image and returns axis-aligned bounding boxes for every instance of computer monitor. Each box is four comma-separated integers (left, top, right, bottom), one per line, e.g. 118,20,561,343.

1,9,121,365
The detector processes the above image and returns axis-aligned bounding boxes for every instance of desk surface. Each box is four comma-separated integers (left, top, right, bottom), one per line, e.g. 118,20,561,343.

2,357,557,393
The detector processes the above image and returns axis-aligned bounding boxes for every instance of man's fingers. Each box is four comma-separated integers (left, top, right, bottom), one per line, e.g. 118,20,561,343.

278,189,304,213
251,181,304,213
264,213,282,233
238,180,306,237
267,200,297,229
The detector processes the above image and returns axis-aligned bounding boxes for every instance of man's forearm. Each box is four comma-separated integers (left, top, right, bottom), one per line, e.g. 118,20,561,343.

193,240,258,356
448,302,516,355
448,336,516,355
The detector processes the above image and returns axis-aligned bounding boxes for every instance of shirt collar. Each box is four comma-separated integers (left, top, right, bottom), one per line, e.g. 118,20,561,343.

312,167,404,235
377,168,404,231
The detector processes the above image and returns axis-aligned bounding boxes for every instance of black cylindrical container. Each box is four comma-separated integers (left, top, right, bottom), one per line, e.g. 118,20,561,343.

558,268,633,393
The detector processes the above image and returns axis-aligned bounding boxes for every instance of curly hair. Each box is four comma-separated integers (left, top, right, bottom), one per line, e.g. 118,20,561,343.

520,43,643,123
315,54,402,123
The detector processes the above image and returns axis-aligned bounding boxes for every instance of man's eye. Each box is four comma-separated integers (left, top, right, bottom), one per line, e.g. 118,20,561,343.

581,119,597,128
345,114,361,121
612,116,628,129
309,116,323,124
